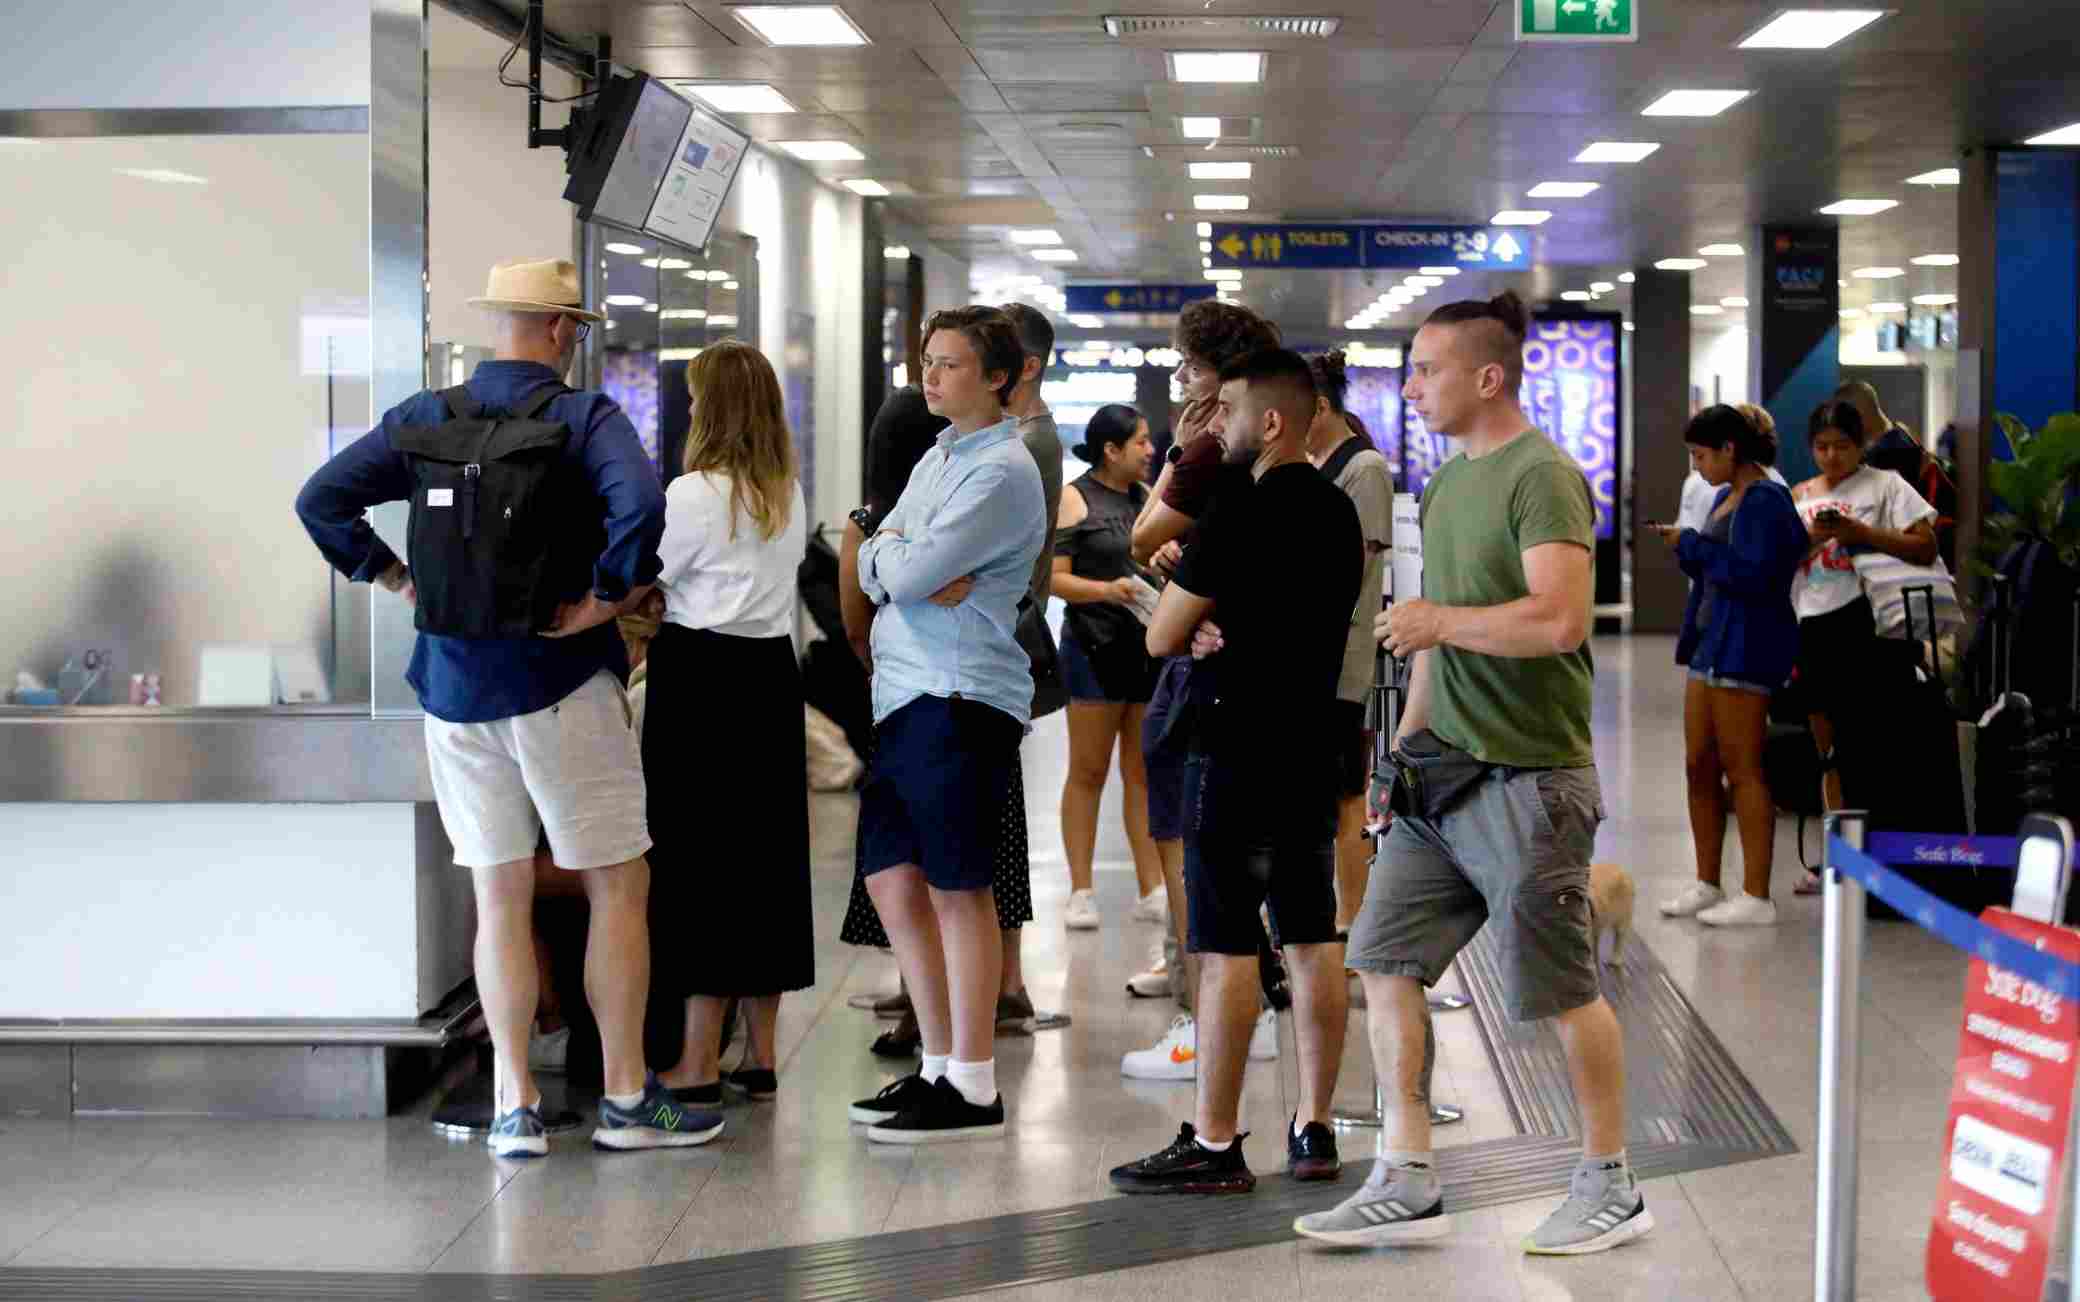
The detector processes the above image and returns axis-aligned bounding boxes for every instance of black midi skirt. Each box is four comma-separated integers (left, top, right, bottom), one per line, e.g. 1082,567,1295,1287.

643,622,814,997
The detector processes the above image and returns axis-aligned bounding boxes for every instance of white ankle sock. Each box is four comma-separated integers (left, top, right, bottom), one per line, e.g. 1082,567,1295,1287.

1195,1134,1234,1152
604,1088,644,1109
945,1057,996,1106
922,1053,950,1084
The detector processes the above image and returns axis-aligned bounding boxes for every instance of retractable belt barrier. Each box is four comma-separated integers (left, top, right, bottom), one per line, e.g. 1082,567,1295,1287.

1815,813,2080,1302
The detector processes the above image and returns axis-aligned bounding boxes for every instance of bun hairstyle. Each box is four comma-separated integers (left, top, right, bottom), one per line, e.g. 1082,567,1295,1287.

1422,290,1531,383
1808,398,1868,447
1684,403,1780,468
1075,403,1142,466
1308,349,1351,413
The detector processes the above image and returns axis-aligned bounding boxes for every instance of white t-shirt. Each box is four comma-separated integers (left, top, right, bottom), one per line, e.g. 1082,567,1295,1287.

1676,466,1786,532
657,471,808,639
1790,465,1936,621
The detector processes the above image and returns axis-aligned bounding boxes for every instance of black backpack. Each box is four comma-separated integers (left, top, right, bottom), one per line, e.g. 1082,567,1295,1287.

393,386,604,638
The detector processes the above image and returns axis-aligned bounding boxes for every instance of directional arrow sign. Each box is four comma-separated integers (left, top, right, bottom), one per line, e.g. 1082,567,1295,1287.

1104,289,1124,308
1217,233,1248,259
1493,232,1524,261
1517,0,1635,41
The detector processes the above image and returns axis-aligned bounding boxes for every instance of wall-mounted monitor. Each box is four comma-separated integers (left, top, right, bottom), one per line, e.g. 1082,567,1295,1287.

564,72,749,255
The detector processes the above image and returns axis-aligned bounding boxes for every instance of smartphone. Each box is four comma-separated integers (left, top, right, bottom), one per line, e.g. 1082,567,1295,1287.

2011,814,2076,924
1815,507,1845,524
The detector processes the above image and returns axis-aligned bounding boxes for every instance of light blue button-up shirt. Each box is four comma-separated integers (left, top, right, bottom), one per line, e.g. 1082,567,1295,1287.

858,416,1047,727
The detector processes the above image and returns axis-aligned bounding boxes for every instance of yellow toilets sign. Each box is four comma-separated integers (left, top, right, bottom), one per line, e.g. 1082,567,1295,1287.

1516,0,1636,41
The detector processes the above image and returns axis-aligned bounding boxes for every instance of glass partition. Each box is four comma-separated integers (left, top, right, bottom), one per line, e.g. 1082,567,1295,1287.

0,130,371,708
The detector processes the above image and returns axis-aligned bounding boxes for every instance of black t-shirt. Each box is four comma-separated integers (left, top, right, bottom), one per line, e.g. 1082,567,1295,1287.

863,386,940,530
1172,461,1363,771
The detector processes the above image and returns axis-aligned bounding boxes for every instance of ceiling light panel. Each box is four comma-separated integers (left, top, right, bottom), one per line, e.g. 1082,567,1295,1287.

1618,272,1637,283
114,168,206,184
1867,301,1907,312
1641,89,1752,117
1698,243,1745,257
679,83,798,114
1193,194,1250,210
1819,198,1897,215
1009,229,1062,244
1561,290,1592,301
1575,141,1661,163
775,140,865,161
1189,161,1253,180
1591,282,1615,293
1738,10,1887,49
841,178,889,196
1852,266,1905,278
2024,122,2080,146
727,5,869,47
1722,296,1750,307
883,245,910,259
1195,222,1212,237
1168,51,1265,83
1419,266,1462,276
1105,15,1340,38
1181,116,1223,139
1031,249,1078,262
1491,210,1551,225
1913,293,1959,306
1527,181,1599,198
1906,167,1961,186
1911,253,1960,266
1656,257,1708,270
1690,304,1726,315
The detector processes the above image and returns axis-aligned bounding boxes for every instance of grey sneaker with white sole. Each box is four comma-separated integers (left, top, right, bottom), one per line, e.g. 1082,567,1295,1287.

1524,1161,1654,1255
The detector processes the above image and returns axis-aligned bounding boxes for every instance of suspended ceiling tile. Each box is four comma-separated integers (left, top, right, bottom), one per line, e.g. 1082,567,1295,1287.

970,44,1153,84
998,85,1150,114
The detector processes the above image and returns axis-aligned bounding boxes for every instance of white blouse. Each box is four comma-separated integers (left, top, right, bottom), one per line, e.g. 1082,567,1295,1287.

656,470,807,639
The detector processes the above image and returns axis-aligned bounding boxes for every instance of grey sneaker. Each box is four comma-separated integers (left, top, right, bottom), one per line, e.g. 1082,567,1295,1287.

1524,1161,1654,1255
488,1104,548,1159
1293,1162,1451,1246
592,1074,725,1151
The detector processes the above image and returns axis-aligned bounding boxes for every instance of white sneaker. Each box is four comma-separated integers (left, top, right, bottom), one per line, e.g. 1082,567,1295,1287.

1127,955,1173,998
1658,882,1724,918
526,1025,569,1073
1122,1014,1198,1080
1249,1008,1279,1062
1132,890,1168,924
1065,889,1101,930
1698,893,1778,928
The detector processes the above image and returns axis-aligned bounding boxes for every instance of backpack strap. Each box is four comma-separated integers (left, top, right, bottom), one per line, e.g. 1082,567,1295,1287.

1319,434,1371,485
514,383,565,422
440,386,482,421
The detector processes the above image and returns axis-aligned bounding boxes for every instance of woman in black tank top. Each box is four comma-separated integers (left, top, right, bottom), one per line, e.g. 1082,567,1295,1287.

1052,404,1165,928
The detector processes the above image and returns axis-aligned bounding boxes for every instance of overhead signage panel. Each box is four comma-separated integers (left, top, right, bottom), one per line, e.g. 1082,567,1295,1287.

1208,223,1530,271
1516,0,1636,42
1063,283,1217,314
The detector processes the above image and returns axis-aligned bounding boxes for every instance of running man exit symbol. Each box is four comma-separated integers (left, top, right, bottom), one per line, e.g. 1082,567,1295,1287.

1519,0,1634,40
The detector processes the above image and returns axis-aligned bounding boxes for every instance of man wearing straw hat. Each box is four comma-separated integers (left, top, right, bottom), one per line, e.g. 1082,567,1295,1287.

297,257,719,1158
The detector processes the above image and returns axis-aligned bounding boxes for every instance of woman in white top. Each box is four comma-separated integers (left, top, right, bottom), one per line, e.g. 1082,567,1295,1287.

647,340,810,1106
1788,397,1938,892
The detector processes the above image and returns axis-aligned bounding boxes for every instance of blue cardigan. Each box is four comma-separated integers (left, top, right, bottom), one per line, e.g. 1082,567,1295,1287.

1674,479,1808,690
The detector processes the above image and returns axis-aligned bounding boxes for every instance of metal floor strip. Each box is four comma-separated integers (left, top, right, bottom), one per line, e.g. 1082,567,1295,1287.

1,930,1796,1302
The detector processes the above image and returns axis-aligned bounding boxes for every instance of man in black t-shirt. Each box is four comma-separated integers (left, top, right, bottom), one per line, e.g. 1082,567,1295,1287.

1109,348,1362,1197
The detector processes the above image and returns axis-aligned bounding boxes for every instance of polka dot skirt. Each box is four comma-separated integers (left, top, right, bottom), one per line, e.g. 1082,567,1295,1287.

840,751,1033,947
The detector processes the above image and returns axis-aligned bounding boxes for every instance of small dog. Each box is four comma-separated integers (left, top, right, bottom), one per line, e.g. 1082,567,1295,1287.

1588,862,1635,968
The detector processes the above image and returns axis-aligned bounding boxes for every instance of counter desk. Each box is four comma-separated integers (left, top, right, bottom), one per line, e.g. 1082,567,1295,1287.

0,705,476,1119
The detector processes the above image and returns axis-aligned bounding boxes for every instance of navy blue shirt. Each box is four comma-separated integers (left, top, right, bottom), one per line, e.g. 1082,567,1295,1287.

295,360,666,722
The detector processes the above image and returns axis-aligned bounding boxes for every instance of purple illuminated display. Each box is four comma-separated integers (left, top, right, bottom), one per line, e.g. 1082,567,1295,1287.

1398,317,1618,540
602,349,663,471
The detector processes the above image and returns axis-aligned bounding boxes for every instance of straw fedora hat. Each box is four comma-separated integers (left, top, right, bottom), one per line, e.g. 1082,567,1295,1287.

466,257,605,322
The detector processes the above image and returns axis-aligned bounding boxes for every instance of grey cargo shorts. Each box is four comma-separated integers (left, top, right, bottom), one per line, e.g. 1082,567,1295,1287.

1346,764,1604,1023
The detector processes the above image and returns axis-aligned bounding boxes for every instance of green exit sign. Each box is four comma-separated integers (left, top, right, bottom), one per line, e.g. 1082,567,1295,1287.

1516,0,1637,41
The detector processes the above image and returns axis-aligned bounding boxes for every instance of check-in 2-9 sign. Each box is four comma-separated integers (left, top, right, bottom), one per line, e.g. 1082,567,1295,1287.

1208,223,1530,272
1517,0,1636,41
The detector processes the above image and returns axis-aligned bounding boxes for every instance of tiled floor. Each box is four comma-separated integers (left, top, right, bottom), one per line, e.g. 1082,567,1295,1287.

0,636,1980,1299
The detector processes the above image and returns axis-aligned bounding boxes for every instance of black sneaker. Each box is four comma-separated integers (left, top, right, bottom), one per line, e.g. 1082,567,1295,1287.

1287,1116,1341,1181
725,1068,777,1101
847,1073,937,1125
1110,1122,1256,1195
666,1081,722,1107
865,1077,1005,1144
872,1009,921,1059
996,988,1037,1035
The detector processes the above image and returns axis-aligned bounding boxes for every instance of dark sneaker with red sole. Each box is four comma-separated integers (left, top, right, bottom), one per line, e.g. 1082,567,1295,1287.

1110,1123,1256,1195
1287,1116,1341,1181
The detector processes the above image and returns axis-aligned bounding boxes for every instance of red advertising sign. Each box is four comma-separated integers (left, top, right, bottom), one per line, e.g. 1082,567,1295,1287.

1927,909,2080,1301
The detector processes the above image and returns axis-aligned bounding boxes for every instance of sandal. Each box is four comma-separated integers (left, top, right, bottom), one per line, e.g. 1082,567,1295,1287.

1794,870,1824,896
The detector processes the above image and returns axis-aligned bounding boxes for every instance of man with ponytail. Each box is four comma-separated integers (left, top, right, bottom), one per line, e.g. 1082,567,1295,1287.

1297,292,1651,1257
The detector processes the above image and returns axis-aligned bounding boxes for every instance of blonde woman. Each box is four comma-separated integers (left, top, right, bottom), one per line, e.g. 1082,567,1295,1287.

648,341,811,1106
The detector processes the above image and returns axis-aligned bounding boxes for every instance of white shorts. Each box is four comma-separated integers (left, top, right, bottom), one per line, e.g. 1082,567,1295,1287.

424,669,651,870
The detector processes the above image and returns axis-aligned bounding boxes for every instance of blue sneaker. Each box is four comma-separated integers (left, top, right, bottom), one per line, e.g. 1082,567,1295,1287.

489,1104,548,1159
593,1074,725,1151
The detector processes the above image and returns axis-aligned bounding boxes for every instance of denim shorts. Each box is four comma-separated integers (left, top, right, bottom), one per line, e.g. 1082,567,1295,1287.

1185,753,1338,956
1347,765,1604,1023
1142,656,1193,841
1687,669,1771,696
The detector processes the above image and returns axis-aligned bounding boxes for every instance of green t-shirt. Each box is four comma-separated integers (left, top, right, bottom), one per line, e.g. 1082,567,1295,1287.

1419,431,1595,769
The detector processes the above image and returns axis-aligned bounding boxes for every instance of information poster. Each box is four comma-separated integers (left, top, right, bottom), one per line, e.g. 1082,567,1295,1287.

1926,909,2080,1301
1391,493,1422,602
646,104,747,252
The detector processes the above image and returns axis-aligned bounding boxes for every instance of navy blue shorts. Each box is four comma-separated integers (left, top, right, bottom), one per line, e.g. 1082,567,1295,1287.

1185,754,1339,956
1142,657,1193,841
859,695,1024,892
1058,627,1109,703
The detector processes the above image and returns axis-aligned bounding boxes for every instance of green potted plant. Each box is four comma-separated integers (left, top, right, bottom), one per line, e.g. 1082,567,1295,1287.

1979,412,2080,573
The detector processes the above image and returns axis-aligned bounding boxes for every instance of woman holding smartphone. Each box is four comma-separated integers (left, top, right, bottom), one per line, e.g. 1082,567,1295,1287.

1787,398,1939,892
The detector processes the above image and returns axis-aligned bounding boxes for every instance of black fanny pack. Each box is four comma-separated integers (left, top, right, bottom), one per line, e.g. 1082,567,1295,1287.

1386,728,1494,821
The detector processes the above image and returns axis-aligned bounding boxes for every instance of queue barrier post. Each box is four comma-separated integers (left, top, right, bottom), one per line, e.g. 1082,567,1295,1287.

1816,810,1869,1302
